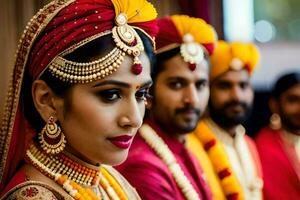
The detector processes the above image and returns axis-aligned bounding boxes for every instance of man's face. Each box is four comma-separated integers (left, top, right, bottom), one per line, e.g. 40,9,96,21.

151,54,209,135
209,69,254,128
276,84,300,134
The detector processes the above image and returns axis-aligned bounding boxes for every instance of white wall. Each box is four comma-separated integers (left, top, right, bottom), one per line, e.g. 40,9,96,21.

252,42,300,90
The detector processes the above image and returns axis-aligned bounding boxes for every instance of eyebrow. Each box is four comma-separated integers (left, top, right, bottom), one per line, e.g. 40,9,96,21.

139,80,153,89
93,80,153,89
167,76,207,82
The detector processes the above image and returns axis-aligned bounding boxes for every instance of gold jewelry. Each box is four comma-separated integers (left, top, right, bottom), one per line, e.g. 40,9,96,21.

230,57,244,71
25,144,129,200
48,13,145,83
39,116,66,154
270,113,281,130
180,33,204,71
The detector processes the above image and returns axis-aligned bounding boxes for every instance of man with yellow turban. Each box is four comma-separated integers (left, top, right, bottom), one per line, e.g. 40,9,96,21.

116,15,217,200
187,40,263,200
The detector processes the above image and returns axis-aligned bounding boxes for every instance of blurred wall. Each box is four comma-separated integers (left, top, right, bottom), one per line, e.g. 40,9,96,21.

0,0,54,118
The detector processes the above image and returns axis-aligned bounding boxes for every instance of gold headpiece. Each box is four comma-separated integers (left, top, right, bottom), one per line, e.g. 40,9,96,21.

180,33,205,71
48,13,145,83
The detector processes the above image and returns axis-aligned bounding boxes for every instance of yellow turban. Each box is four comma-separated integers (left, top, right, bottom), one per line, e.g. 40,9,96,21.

210,40,260,81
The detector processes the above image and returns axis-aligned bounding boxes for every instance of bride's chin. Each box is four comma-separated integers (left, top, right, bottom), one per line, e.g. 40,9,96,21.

104,150,129,166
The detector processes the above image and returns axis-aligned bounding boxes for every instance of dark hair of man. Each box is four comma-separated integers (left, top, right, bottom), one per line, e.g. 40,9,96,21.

271,71,300,99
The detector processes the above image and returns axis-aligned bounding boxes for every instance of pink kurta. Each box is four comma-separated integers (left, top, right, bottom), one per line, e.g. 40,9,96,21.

255,127,300,200
116,120,212,200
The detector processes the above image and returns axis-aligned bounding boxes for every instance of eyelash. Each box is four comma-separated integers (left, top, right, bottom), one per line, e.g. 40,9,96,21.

97,89,121,102
97,88,151,103
135,89,151,102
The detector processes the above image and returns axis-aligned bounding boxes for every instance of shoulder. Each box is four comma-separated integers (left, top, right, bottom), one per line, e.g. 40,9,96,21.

1,182,70,200
255,127,277,144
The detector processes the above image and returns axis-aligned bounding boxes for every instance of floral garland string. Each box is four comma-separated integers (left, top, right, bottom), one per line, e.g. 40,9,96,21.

193,119,245,200
139,124,201,200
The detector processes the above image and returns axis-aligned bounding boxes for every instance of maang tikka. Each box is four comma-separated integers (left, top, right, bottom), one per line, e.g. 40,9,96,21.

180,33,204,71
48,13,145,84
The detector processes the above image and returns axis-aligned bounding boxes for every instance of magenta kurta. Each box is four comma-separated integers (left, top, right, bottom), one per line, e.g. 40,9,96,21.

255,127,300,200
116,119,212,200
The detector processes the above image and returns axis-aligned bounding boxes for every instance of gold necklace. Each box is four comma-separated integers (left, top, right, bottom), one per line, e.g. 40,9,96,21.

25,144,128,200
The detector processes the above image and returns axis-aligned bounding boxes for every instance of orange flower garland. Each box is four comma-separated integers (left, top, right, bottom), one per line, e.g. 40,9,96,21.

193,119,245,200
100,168,128,200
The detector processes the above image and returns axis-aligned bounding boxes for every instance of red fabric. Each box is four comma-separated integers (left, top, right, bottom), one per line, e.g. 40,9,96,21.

255,127,300,200
29,0,158,80
1,170,27,197
116,119,212,200
156,16,214,55
202,43,215,55
178,0,210,23
156,17,181,50
1,107,35,192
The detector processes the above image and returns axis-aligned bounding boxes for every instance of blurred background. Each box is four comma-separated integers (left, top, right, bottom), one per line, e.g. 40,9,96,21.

1,0,299,136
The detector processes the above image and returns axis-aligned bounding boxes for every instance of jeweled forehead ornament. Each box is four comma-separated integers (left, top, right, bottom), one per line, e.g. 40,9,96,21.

48,13,145,84
180,33,204,71
113,13,144,75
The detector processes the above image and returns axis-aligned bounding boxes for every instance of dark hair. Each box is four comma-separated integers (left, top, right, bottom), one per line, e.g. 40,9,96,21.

271,71,300,99
23,30,155,132
152,47,180,81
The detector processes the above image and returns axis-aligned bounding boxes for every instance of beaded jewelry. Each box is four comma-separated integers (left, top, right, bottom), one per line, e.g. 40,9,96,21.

180,33,205,71
38,116,66,155
48,13,145,84
25,144,128,200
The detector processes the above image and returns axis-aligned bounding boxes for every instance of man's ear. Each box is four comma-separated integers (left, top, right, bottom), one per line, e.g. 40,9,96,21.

31,80,61,122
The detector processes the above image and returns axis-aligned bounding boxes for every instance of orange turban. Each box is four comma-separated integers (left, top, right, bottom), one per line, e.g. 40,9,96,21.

210,40,260,81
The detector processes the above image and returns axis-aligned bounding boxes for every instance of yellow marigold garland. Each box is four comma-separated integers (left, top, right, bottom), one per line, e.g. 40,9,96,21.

100,167,128,200
193,120,245,200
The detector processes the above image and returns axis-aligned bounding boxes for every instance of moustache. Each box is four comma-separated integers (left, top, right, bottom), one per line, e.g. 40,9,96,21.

175,106,201,116
223,101,248,110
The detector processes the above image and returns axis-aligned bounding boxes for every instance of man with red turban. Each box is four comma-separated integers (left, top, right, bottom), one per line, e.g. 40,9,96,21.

116,15,217,200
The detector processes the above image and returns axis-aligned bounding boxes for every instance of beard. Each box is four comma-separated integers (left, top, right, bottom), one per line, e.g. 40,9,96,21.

171,105,202,133
279,111,300,134
209,100,252,128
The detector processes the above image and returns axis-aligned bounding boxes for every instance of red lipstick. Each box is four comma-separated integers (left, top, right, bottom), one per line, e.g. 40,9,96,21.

108,135,133,149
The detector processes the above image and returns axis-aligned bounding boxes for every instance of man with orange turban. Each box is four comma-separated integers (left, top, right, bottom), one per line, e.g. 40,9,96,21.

116,15,217,200
187,40,263,200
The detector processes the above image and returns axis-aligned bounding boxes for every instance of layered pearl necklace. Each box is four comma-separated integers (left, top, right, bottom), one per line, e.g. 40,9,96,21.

25,144,128,200
139,124,201,200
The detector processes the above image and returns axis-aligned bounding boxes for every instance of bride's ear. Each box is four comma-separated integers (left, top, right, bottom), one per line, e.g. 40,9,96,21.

31,80,64,122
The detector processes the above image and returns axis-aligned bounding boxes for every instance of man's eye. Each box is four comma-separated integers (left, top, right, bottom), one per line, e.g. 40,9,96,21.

196,81,208,90
169,82,182,89
240,82,250,90
97,89,121,102
136,89,151,101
